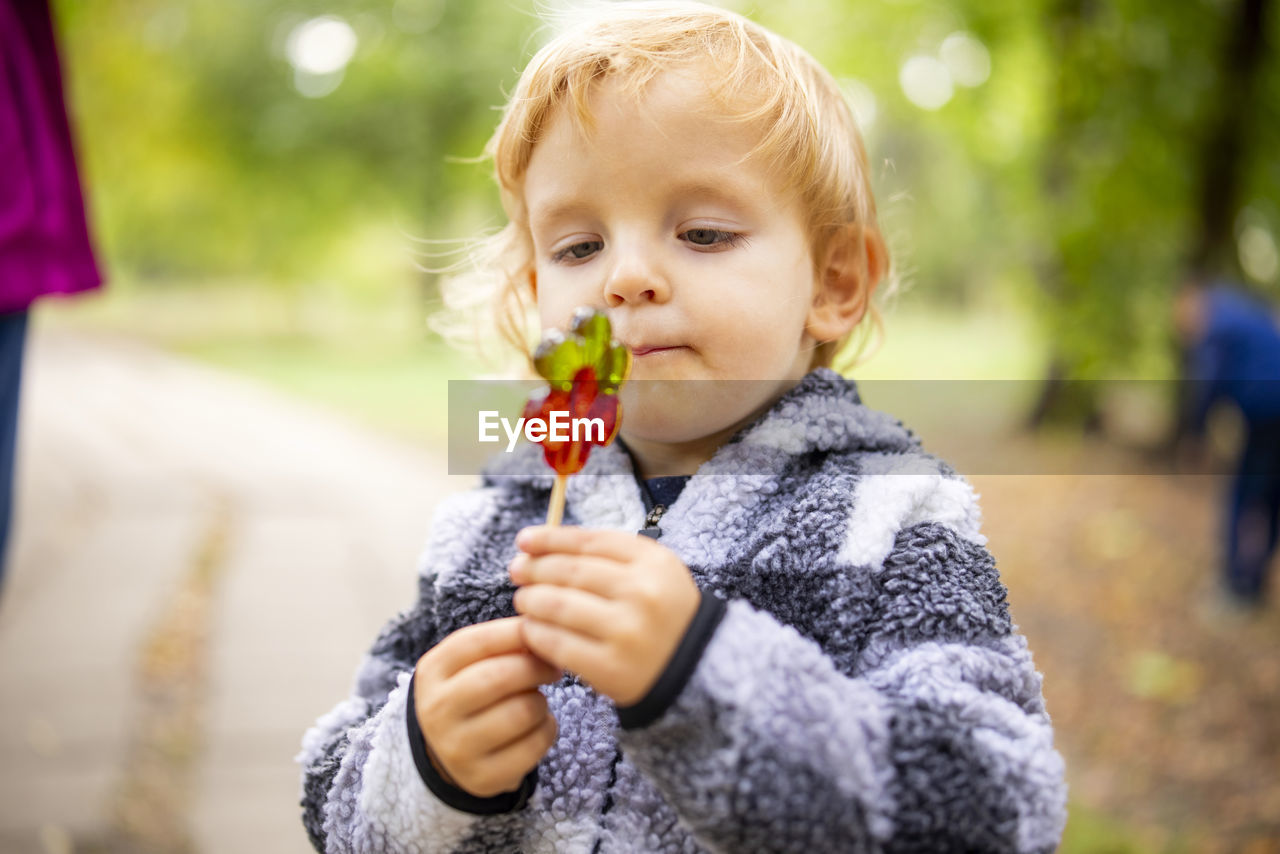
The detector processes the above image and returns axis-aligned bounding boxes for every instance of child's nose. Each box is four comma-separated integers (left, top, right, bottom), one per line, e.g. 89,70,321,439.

603,247,671,308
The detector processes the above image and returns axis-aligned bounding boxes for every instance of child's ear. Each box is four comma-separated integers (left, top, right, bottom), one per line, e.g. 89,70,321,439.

528,269,538,299
806,224,886,343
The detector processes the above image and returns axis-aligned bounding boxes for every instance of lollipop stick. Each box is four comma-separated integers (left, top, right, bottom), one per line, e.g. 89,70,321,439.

546,473,568,526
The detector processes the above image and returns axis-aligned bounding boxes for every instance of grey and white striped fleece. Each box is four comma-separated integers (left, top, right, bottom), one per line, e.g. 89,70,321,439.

298,368,1068,853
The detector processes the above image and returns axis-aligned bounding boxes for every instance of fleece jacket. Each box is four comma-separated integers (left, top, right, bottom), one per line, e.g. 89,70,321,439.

298,368,1068,853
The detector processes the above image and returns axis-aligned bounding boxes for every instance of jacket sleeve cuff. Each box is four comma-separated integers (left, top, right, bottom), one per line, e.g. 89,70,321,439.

616,590,727,730
405,671,537,814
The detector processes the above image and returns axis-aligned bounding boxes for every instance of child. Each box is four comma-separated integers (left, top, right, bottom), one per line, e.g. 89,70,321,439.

299,2,1068,851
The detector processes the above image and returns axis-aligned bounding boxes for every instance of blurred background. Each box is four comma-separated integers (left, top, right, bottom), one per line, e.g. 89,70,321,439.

2,0,1279,851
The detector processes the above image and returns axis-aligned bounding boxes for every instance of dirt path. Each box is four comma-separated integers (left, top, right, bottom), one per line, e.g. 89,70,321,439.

977,465,1280,851
0,326,468,854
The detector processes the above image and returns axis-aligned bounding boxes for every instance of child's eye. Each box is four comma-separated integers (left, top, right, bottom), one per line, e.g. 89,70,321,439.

552,240,603,263
681,228,744,249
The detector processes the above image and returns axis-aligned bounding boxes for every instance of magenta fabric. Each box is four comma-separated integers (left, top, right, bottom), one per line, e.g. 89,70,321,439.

0,0,102,313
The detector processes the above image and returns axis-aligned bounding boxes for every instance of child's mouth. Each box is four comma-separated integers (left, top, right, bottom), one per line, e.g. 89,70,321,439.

632,346,684,357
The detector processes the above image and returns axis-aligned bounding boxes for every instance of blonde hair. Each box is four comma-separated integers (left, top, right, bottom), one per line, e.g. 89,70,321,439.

439,0,890,373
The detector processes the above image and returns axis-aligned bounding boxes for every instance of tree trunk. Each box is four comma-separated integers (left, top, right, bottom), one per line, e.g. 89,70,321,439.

1189,0,1271,274
1170,0,1271,449
1027,0,1103,430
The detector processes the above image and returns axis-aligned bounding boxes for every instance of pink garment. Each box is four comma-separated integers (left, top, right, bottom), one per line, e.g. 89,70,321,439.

0,0,102,313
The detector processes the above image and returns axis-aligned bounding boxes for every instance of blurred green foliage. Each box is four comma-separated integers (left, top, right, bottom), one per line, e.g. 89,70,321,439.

55,0,540,294
52,0,1280,382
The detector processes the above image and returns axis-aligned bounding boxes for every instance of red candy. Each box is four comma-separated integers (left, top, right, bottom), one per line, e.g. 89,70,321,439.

522,366,621,475
524,308,631,477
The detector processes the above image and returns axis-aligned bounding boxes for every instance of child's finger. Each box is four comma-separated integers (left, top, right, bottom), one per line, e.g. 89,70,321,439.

449,652,562,717
516,525,641,561
513,583,617,639
430,616,532,679
457,689,550,756
520,617,613,682
467,714,559,796
509,553,624,597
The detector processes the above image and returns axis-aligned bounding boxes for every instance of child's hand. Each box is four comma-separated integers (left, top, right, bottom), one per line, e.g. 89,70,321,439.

509,526,701,707
412,616,561,798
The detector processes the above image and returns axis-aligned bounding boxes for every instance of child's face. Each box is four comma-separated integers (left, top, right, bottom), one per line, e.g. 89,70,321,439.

523,68,826,451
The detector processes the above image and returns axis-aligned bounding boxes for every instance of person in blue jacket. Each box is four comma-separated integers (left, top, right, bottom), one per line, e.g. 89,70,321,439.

1174,277,1280,609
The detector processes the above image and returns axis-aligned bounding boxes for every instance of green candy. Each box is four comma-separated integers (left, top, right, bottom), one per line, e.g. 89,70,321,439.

532,308,631,393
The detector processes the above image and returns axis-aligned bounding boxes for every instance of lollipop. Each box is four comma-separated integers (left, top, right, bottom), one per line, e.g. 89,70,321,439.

523,308,631,525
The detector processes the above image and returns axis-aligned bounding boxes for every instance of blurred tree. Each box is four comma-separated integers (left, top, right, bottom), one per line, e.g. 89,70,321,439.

1191,0,1272,273
765,0,1278,399
1022,0,1275,426
53,0,540,290
49,0,1280,402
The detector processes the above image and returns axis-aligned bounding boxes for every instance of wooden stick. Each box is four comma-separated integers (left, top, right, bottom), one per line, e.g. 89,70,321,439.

546,473,568,526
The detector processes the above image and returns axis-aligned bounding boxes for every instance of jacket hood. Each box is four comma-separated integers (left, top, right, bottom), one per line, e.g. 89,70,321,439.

481,369,927,552
479,366,968,601
482,368,921,489
486,366,921,486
